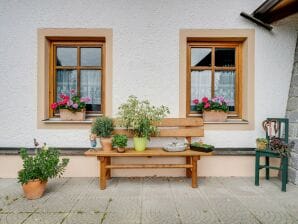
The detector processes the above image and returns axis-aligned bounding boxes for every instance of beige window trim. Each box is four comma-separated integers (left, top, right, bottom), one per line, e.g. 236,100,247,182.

37,28,113,129
179,29,255,130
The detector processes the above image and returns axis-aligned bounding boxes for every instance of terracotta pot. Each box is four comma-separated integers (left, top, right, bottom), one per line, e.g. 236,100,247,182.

117,147,125,153
22,179,47,200
203,110,227,122
59,109,86,121
100,137,112,151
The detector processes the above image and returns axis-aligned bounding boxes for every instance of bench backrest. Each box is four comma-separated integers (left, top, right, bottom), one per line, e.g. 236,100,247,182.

113,117,204,144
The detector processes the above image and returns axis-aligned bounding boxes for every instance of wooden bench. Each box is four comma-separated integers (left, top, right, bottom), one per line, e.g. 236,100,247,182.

85,118,212,189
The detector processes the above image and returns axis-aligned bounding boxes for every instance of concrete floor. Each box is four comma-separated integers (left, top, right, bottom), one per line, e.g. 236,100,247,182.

0,177,298,224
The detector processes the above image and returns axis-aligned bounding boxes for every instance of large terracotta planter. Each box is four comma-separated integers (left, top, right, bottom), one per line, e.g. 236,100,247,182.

100,137,113,151
203,110,227,122
22,179,47,200
59,109,86,121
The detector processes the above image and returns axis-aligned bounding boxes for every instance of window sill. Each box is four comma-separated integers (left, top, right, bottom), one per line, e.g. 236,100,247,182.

204,119,249,124
42,118,94,124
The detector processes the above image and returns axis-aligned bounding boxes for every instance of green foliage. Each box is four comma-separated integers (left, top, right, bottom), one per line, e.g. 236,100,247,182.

91,116,114,138
112,134,128,148
117,95,170,138
18,148,69,185
191,142,214,149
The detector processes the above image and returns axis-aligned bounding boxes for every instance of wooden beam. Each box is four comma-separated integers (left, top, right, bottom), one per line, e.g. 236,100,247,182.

106,164,193,169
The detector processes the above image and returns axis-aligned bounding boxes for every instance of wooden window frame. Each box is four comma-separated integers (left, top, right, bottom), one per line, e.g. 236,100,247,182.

186,41,242,118
49,40,106,117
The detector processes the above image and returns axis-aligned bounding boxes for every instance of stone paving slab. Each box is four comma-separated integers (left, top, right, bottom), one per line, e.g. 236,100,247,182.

0,177,297,224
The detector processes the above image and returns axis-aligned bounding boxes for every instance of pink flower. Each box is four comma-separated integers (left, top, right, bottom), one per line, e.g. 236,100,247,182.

67,100,73,106
51,103,58,110
80,96,91,103
192,99,199,105
204,103,210,109
70,89,76,95
72,103,78,109
202,97,209,104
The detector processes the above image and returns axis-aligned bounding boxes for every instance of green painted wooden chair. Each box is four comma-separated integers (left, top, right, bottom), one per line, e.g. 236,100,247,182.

255,118,289,192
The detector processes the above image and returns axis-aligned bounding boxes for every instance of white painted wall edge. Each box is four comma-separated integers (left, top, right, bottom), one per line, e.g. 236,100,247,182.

0,156,279,178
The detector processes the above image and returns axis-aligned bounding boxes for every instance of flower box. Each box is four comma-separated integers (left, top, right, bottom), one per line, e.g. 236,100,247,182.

59,109,86,121
203,110,227,122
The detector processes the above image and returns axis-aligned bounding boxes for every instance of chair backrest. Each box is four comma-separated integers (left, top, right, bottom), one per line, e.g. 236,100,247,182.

114,117,204,144
263,118,289,143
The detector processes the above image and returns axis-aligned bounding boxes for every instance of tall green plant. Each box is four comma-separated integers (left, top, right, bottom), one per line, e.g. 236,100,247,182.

18,148,69,185
117,96,170,138
91,116,114,138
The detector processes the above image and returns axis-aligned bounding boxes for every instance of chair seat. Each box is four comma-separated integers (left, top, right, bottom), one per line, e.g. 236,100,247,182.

255,149,280,157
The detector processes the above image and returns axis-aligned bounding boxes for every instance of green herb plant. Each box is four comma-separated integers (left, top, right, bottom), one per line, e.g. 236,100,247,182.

117,95,170,139
18,148,69,185
91,116,114,138
112,134,128,148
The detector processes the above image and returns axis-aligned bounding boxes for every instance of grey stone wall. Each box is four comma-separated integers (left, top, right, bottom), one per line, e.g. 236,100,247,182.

286,35,298,184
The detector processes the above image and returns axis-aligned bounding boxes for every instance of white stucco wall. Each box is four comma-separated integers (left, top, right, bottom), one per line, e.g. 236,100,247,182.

0,0,297,176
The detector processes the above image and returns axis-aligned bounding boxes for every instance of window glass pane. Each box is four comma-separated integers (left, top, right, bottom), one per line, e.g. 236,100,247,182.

80,70,101,112
215,48,235,67
191,48,211,67
191,70,211,111
56,70,77,101
214,71,235,111
56,47,77,66
81,48,101,66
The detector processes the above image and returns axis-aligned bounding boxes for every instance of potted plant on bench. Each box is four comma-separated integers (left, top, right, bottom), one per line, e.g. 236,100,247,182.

118,95,169,151
51,89,91,121
112,134,128,153
91,116,114,151
18,145,69,200
192,96,228,122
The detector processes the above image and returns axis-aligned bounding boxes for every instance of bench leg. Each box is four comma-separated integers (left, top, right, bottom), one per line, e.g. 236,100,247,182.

191,156,199,188
106,157,111,180
186,157,192,178
99,157,107,190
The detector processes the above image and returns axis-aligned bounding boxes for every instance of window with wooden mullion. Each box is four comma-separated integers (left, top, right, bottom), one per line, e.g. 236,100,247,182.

187,42,241,118
50,41,104,117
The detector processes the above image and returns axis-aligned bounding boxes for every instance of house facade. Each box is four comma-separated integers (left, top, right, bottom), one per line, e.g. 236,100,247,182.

0,0,297,178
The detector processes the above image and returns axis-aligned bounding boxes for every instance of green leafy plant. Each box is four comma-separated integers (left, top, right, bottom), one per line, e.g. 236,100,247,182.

117,96,170,139
191,142,214,149
112,134,128,148
91,116,114,138
18,148,69,185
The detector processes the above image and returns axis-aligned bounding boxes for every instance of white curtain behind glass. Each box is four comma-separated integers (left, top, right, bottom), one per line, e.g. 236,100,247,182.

56,70,77,100
191,70,211,106
80,70,101,105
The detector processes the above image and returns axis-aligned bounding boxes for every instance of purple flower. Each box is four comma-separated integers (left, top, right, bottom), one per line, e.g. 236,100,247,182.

70,89,76,95
72,103,78,109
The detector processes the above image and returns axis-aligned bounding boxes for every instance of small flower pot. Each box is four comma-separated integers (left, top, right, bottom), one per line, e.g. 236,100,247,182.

59,109,86,121
133,137,148,151
22,179,47,200
117,147,126,153
100,137,113,151
203,110,227,122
